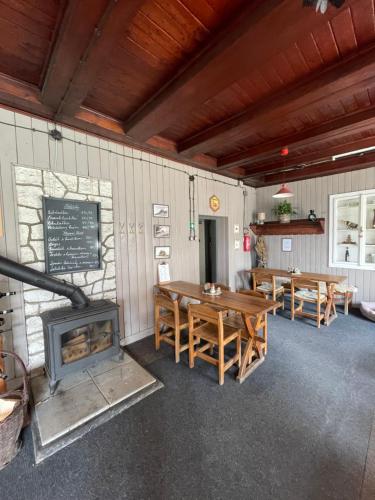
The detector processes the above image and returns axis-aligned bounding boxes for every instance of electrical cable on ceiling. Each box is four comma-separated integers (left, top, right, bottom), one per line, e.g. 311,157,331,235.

1,118,244,189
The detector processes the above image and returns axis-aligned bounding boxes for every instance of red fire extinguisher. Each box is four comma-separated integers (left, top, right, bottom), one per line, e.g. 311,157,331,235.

243,231,251,252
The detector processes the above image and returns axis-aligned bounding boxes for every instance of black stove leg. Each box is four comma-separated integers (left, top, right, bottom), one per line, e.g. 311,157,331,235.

113,348,124,362
49,378,59,395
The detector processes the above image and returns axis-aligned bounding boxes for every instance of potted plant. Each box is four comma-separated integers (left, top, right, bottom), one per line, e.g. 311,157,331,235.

272,200,296,224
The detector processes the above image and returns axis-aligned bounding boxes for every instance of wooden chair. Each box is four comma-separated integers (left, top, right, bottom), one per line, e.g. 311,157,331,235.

188,304,241,385
252,272,284,315
291,278,327,328
334,284,357,315
154,293,198,363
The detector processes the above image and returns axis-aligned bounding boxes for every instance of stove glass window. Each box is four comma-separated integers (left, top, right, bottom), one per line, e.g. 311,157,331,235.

61,320,113,364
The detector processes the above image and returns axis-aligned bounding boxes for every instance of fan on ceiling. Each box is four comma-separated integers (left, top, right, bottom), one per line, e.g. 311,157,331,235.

303,0,345,14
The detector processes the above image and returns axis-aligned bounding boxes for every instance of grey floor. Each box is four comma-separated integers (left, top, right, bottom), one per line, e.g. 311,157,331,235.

1,307,375,500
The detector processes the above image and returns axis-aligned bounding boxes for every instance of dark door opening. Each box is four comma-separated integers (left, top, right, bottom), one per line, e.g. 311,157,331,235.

199,216,228,285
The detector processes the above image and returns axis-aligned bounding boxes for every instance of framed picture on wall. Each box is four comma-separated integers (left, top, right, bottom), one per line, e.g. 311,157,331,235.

154,246,171,259
153,204,169,218
154,224,170,238
282,238,292,252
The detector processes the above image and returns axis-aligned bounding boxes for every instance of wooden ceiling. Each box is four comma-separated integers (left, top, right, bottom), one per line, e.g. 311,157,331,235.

0,0,374,186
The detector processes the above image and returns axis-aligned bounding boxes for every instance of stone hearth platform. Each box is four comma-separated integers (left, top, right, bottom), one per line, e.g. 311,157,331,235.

30,351,163,464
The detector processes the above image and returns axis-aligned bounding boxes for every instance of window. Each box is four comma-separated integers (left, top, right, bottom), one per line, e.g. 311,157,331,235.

329,189,375,270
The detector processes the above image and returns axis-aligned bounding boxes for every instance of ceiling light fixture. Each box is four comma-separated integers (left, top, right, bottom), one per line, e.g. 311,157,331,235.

272,147,294,198
332,146,375,161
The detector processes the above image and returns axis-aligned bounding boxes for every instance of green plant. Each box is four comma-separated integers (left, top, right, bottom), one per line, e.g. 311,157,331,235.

272,201,296,216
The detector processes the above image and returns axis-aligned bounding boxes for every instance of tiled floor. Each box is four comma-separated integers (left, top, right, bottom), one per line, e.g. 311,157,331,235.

32,352,156,447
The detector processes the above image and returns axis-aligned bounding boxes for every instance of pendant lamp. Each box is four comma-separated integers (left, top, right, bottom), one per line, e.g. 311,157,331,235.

272,184,294,198
272,147,294,198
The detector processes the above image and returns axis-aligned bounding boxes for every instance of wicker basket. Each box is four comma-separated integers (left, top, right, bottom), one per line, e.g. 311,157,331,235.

0,350,29,471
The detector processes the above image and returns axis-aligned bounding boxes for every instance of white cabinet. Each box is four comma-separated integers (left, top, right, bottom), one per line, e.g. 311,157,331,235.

329,189,375,270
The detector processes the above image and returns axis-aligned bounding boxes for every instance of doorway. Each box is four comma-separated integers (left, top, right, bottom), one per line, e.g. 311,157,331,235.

199,216,228,285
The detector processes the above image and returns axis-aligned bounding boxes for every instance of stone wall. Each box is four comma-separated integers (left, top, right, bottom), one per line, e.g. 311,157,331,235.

14,166,116,369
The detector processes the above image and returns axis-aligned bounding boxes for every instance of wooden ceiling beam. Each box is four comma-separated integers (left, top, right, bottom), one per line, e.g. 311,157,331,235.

41,0,108,111
181,42,375,159
52,0,144,118
256,152,375,186
241,136,375,179
0,73,53,118
0,73,217,172
124,0,347,143
242,136,375,178
216,105,375,171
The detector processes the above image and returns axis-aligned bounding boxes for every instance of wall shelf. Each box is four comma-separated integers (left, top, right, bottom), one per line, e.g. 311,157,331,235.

250,218,325,236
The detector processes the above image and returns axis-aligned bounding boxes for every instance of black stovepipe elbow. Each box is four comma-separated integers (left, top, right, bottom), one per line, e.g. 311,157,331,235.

0,255,90,309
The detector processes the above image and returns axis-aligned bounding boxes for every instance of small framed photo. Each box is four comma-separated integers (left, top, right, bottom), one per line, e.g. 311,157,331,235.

153,203,169,218
154,224,170,238
282,238,292,252
154,246,171,259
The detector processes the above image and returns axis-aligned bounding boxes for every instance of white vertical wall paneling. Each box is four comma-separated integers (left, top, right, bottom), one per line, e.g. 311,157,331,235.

256,168,375,302
0,110,24,375
74,131,89,177
61,127,77,175
108,146,125,340
31,118,50,169
115,143,130,339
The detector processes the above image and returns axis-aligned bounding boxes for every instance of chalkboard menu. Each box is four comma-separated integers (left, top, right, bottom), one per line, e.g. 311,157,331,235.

43,197,102,274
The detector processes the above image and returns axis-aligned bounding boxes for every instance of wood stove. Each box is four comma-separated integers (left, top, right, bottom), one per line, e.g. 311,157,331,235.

41,300,121,394
0,255,123,394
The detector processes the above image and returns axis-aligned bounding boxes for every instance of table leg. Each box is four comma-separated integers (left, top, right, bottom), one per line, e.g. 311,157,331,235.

324,283,337,326
237,313,265,383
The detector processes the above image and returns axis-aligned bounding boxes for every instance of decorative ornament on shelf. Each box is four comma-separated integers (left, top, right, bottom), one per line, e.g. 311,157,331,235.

255,236,268,268
209,195,220,212
343,220,358,230
308,209,317,222
256,212,266,225
272,200,297,224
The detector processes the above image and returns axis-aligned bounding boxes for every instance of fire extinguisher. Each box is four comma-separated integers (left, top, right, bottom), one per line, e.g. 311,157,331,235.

243,231,251,252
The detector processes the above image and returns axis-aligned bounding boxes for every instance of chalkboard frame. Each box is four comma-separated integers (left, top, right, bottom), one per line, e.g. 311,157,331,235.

42,196,102,275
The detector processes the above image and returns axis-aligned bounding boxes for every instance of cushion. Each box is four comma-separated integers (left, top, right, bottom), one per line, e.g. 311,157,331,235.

360,302,375,322
256,283,283,294
295,290,326,302
335,284,358,294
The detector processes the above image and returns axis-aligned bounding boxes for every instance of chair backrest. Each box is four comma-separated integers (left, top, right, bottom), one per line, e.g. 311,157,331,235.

291,278,320,291
154,293,178,314
188,303,222,325
252,272,276,290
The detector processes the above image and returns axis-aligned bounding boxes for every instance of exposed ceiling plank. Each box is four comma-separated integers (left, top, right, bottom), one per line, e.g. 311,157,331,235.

54,0,145,118
256,151,375,185
41,0,108,111
182,42,375,158
216,105,375,170
124,0,349,142
0,73,217,172
0,72,53,117
241,136,375,179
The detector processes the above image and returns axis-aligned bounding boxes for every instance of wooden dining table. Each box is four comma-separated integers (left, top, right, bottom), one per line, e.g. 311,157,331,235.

248,268,346,326
157,281,278,383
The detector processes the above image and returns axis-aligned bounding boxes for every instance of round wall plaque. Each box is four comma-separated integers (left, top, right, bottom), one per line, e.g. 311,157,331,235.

209,195,220,212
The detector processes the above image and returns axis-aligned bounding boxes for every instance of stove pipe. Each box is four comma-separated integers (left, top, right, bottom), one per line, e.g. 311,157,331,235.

0,255,90,309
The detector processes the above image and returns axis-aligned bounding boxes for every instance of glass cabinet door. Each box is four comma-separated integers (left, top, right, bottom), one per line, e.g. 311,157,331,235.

333,195,361,266
363,193,375,266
